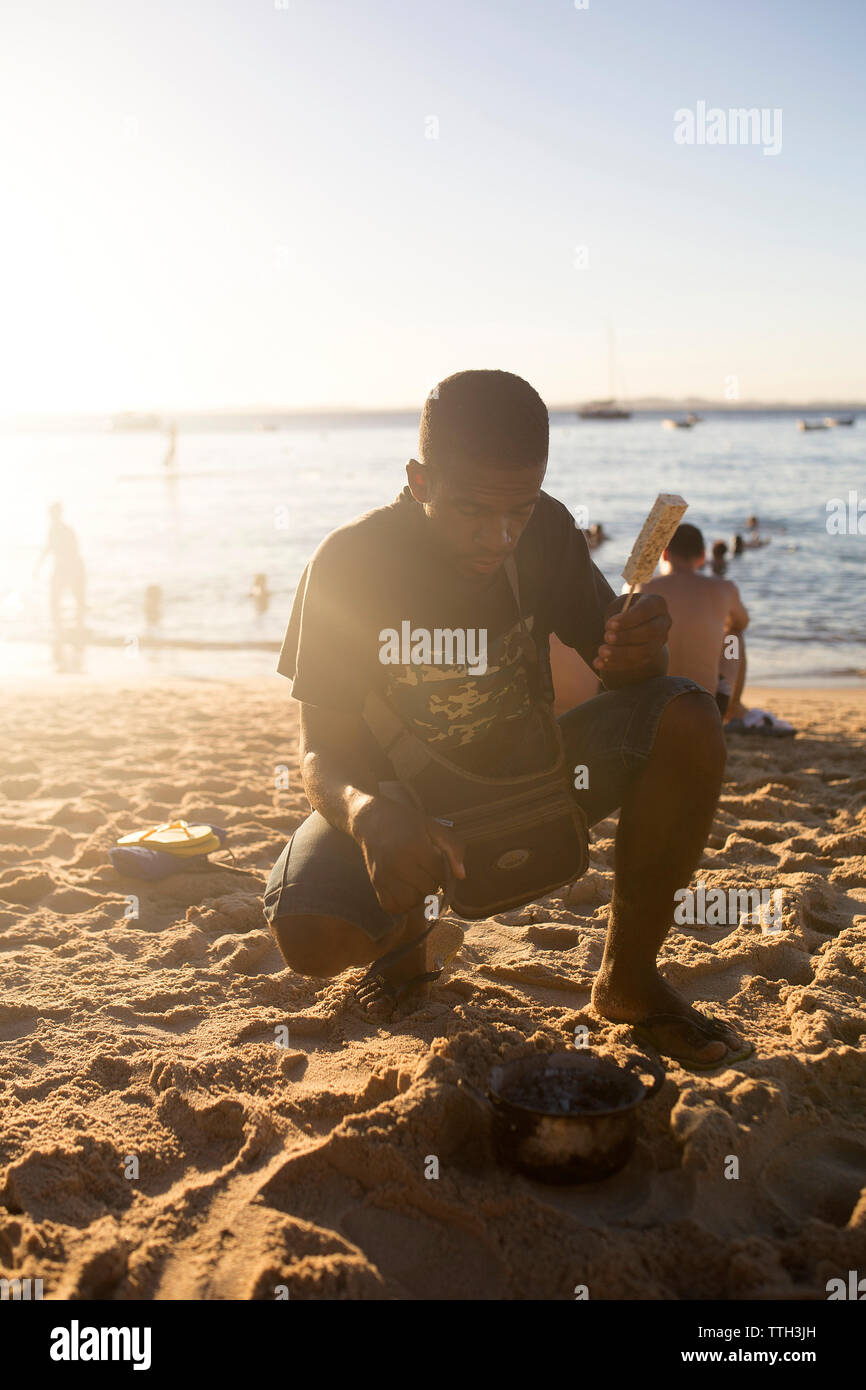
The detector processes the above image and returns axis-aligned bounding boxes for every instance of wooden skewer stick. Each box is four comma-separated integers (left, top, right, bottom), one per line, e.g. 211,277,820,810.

621,583,639,614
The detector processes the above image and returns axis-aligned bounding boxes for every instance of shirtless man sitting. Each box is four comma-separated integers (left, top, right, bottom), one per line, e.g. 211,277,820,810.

640,523,749,717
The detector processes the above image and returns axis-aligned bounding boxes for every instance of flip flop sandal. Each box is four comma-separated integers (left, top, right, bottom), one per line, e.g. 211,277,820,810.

739,709,796,738
632,1009,754,1072
352,919,442,1015
354,966,444,1015
723,718,748,735
117,819,223,856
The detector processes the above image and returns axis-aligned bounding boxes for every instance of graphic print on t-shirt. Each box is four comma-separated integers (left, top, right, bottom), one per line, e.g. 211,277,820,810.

382,615,534,748
277,488,615,774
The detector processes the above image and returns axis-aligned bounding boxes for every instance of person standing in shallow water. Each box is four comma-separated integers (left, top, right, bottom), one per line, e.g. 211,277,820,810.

37,502,86,635
263,369,752,1070
36,502,86,670
248,573,271,617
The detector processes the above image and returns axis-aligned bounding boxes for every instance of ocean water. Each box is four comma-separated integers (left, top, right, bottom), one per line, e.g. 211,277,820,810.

1,413,863,684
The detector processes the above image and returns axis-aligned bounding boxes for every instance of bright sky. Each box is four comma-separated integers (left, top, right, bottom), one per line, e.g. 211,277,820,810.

2,0,864,414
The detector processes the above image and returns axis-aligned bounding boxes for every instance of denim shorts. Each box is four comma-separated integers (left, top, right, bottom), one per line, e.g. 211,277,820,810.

262,675,706,943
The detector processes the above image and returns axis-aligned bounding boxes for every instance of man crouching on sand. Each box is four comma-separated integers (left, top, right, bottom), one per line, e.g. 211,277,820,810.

263,370,753,1070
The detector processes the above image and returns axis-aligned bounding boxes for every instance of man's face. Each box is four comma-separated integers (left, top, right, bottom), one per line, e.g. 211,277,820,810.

406,457,546,580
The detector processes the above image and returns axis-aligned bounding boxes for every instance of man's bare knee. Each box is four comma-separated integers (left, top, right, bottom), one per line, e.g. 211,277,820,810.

656,690,725,776
268,912,383,976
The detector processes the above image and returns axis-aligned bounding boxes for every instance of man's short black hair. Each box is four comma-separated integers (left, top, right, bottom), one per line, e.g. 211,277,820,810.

668,522,705,560
419,369,549,471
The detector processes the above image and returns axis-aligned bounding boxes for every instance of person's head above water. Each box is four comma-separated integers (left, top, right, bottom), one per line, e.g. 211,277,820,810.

712,539,728,560
406,369,549,580
663,522,706,571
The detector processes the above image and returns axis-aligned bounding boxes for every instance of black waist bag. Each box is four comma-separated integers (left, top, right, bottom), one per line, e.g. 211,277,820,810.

363,558,588,920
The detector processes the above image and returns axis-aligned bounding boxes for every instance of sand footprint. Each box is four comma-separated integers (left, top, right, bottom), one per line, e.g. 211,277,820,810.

760,1131,866,1227
0,870,55,904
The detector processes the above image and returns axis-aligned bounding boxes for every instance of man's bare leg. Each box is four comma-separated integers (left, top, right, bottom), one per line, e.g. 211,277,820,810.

724,634,748,721
269,903,431,988
50,573,63,634
591,690,745,1065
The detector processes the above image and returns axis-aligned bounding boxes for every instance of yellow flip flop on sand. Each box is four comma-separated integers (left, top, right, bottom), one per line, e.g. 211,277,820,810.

116,819,221,857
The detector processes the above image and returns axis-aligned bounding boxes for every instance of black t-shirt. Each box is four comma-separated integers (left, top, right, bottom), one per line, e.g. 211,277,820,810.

278,487,616,779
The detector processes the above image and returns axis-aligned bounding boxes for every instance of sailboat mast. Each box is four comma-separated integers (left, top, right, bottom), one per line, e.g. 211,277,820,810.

608,324,616,400
576,326,631,418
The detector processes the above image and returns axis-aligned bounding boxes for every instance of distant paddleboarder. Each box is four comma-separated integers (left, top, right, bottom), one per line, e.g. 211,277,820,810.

162,423,177,470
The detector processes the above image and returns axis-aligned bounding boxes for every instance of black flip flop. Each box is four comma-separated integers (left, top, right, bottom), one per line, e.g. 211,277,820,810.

352,919,442,1014
725,711,796,739
632,1009,754,1072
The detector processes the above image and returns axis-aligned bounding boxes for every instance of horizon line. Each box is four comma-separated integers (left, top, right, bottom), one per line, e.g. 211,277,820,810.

3,397,864,428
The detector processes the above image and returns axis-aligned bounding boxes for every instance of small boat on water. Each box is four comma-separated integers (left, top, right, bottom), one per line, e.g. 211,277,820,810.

662,417,693,429
824,415,856,427
578,399,632,420
798,419,829,431
112,412,161,431
576,327,632,419
685,413,703,424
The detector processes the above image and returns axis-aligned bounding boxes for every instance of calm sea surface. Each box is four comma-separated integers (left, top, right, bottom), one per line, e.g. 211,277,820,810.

1,412,863,684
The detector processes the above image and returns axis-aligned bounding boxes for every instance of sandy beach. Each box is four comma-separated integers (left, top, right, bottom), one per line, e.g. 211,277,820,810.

1,678,864,1301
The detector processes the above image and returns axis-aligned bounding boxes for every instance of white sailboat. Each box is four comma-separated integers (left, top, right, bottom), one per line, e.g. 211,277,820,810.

577,328,632,420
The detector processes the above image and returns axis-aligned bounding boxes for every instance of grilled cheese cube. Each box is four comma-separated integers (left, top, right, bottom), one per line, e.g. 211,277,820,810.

622,494,688,586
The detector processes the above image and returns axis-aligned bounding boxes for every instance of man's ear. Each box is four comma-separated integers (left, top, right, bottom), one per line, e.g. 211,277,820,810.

406,458,431,504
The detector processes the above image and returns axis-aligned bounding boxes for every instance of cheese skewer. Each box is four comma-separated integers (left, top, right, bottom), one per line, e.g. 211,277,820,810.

620,493,688,613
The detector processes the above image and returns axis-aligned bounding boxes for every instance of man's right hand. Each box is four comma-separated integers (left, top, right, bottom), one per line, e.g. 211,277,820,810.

298,703,465,915
350,796,466,916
